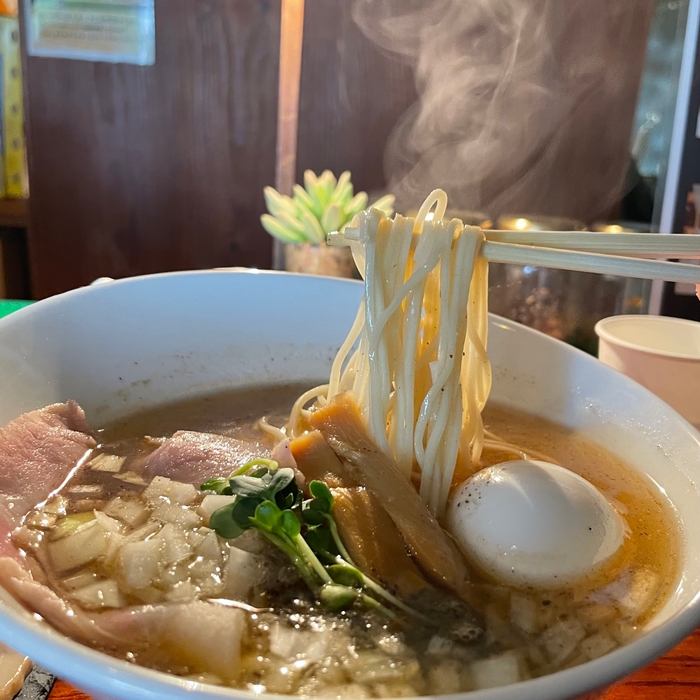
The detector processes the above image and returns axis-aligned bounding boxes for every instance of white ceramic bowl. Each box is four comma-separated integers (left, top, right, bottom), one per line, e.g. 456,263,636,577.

0,270,699,700
596,315,700,429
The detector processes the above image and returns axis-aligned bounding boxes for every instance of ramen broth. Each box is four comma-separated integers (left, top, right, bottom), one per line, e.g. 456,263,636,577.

13,388,680,696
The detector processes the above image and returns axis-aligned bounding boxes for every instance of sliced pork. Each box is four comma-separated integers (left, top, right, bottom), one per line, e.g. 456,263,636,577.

0,402,95,520
0,557,244,682
145,431,269,486
0,558,117,647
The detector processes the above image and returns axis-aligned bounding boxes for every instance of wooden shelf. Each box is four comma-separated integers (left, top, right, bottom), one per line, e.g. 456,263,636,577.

0,198,28,228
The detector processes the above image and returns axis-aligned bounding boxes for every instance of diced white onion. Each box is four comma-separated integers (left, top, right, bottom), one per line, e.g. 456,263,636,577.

152,502,202,529
104,496,150,528
119,539,164,589
48,521,107,574
156,524,193,565
88,454,126,473
71,579,125,610
471,651,521,689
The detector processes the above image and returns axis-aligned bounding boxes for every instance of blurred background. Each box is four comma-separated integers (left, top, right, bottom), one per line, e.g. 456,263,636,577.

1,0,699,353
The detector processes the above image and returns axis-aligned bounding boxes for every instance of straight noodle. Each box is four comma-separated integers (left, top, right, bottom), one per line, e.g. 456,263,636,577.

284,190,497,518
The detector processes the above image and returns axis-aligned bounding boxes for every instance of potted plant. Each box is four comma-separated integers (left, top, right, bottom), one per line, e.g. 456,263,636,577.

261,170,394,277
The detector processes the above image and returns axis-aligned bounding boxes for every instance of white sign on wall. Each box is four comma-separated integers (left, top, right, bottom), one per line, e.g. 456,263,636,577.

25,0,155,66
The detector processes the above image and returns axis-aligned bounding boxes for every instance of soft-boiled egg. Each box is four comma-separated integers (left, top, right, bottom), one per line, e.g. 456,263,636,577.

446,460,626,587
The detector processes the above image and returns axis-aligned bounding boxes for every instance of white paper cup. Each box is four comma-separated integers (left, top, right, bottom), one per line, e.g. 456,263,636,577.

595,315,700,428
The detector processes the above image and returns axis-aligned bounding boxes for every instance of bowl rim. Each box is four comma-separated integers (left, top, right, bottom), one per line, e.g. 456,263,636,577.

1,268,700,700
595,314,700,362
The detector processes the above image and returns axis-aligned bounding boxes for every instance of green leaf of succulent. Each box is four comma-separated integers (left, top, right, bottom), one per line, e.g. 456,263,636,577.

293,184,321,219
346,192,368,217
370,194,396,216
263,187,296,219
333,171,352,201
301,210,326,244
318,170,336,204
277,211,307,237
333,181,353,208
303,169,319,193
321,202,343,234
261,214,305,243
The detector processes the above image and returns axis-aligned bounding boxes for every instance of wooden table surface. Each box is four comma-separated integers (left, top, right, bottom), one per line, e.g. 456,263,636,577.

46,627,700,700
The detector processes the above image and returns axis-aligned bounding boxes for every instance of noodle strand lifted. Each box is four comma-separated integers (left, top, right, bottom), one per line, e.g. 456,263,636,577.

285,190,491,518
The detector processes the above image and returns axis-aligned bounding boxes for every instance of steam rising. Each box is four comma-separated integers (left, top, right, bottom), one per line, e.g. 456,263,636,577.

353,0,656,223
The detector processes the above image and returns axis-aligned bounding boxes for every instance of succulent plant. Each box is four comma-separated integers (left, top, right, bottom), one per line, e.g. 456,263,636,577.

261,170,395,245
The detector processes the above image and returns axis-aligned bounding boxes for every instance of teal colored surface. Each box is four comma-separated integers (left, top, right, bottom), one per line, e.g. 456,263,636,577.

0,300,32,319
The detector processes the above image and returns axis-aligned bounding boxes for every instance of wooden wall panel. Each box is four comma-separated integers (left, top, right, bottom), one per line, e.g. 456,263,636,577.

295,0,416,197
20,0,280,298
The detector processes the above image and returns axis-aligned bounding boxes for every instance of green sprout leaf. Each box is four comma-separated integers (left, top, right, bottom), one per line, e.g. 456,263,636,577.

267,468,296,496
228,475,271,499
302,500,327,526
232,497,261,530
251,500,282,532
309,481,333,510
279,510,301,539
305,525,335,556
320,583,358,611
200,477,231,495
209,503,245,539
328,564,364,589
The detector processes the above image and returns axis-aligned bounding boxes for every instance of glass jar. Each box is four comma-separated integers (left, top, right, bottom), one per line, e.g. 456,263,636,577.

488,216,649,354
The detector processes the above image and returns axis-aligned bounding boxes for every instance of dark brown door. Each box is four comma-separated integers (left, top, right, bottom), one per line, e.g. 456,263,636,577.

20,0,281,298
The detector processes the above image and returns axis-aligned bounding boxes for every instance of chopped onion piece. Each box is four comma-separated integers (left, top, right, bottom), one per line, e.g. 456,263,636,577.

143,476,173,503
50,512,96,541
471,651,521,689
94,511,124,535
88,454,126,473
225,545,266,599
104,496,150,528
62,571,99,591
156,524,193,565
112,472,148,486
196,530,224,562
73,499,107,513
540,619,586,665
119,539,164,589
509,592,543,634
581,632,617,660
49,520,107,573
71,579,125,610
66,484,105,498
152,502,201,529
168,481,198,506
